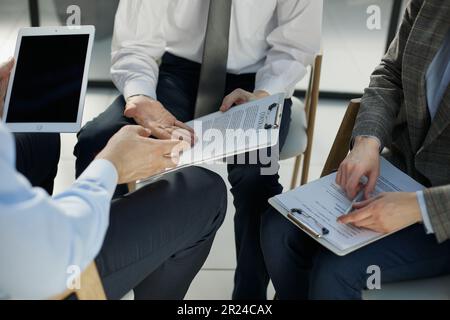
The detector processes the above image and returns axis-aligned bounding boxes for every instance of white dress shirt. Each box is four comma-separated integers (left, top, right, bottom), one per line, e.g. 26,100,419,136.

0,122,117,299
111,0,323,101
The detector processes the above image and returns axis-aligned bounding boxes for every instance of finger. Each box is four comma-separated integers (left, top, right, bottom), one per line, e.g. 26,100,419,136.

364,169,379,199
338,208,372,224
220,89,249,112
346,169,364,199
170,127,196,145
336,166,342,185
158,139,190,155
0,57,14,76
123,102,138,119
351,216,375,228
340,164,348,191
174,120,195,134
352,198,376,209
0,74,9,98
162,156,179,169
149,125,172,140
121,125,151,139
135,126,152,138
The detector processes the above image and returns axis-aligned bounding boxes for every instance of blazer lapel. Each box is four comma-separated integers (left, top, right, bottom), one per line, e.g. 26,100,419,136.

402,0,450,152
422,89,450,150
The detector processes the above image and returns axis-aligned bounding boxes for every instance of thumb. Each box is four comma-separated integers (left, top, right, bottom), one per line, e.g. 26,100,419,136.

137,126,152,138
124,102,138,119
126,125,151,137
0,58,14,76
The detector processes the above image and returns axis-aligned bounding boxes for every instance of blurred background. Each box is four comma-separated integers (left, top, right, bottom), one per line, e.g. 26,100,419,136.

0,0,408,299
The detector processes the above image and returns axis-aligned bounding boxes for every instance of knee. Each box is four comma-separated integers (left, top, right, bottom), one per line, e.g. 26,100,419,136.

75,121,107,157
181,166,227,230
261,208,316,272
309,252,365,300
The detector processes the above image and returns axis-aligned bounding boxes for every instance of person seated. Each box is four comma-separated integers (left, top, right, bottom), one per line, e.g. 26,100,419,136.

74,0,322,300
260,0,450,299
0,58,227,300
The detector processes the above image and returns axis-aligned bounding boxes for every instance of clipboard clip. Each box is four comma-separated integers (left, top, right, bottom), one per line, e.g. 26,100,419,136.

287,208,330,238
264,103,282,130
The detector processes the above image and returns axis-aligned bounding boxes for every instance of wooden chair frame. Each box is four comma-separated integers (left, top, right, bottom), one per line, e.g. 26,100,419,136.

290,54,323,189
321,98,361,178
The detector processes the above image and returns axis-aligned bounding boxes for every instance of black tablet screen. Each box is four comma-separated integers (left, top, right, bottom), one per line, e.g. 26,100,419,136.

6,34,89,123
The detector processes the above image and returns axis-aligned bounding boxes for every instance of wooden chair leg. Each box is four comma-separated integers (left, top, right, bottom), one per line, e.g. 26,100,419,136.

290,154,303,190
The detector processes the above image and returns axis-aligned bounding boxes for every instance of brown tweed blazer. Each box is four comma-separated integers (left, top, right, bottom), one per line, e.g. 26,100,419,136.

353,0,450,242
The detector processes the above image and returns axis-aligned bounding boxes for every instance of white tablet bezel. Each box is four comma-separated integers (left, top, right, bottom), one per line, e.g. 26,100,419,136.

2,26,95,133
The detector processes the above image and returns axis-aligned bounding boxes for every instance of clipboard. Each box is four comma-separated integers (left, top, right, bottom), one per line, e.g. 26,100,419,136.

268,197,396,256
268,159,425,256
138,93,285,184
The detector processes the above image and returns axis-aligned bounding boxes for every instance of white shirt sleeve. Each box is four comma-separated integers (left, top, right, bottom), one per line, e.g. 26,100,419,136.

416,191,435,234
255,0,323,97
0,124,117,299
111,0,168,100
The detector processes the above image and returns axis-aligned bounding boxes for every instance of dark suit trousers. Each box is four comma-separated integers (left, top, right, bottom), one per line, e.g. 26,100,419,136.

74,52,292,299
14,133,61,195
261,207,450,299
97,167,227,300
14,132,227,300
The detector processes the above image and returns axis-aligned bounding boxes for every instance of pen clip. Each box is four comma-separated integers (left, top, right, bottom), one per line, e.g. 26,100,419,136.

264,103,281,130
287,208,329,238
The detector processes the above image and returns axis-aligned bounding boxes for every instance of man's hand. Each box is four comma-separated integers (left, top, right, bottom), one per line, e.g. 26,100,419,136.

124,95,195,145
220,89,269,112
0,57,15,118
96,125,190,184
337,192,422,234
336,136,381,199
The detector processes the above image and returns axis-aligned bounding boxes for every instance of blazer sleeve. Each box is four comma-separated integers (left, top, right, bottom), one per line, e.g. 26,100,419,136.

423,186,450,243
351,0,423,148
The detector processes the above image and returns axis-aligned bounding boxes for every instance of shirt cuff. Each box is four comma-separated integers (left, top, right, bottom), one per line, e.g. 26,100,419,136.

416,191,434,234
123,80,157,101
254,78,293,98
78,159,119,198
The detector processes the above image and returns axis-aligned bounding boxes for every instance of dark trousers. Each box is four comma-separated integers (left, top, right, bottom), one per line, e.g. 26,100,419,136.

14,132,226,300
97,167,227,300
260,207,450,299
14,133,61,195
74,52,292,299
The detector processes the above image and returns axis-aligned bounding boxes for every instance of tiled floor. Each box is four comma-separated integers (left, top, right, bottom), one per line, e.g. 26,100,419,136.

50,88,347,300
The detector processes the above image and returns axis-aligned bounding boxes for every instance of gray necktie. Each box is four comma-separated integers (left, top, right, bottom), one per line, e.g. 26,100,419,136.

194,0,232,118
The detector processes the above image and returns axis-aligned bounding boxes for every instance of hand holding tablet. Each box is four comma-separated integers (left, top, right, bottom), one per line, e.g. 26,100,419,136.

2,26,95,133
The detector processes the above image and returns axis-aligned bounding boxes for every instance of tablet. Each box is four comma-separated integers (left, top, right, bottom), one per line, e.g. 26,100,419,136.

2,26,95,133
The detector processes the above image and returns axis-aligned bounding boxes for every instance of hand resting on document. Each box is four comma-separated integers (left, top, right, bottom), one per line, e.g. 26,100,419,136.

336,136,422,233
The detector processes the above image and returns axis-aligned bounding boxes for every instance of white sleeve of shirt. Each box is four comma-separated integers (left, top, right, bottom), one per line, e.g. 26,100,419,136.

0,124,117,299
255,0,323,97
416,191,435,234
111,0,168,100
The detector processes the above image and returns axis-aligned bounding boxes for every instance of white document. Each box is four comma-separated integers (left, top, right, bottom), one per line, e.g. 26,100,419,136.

139,93,285,183
269,157,425,256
